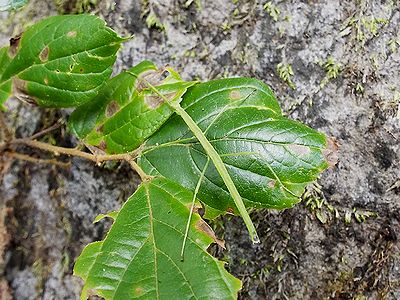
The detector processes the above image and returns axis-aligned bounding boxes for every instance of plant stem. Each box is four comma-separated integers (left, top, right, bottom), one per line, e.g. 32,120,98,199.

11,139,130,163
29,120,63,140
128,160,153,182
8,139,149,179
143,80,260,244
5,151,71,168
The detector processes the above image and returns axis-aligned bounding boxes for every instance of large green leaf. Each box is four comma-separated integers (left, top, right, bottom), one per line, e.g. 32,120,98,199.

69,61,197,153
0,14,124,107
138,78,330,212
74,177,241,300
0,47,12,110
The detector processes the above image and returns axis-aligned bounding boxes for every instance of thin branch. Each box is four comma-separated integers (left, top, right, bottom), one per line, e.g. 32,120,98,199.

29,120,63,140
128,160,153,182
10,139,135,164
6,138,151,178
5,152,71,169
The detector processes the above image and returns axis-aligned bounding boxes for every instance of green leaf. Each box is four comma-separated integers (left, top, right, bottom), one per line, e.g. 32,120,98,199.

69,61,197,153
0,47,12,110
0,0,28,11
0,14,125,108
138,78,330,212
74,177,241,300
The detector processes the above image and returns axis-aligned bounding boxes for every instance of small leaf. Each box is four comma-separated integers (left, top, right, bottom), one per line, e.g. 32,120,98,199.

138,78,331,212
74,177,241,300
69,61,197,153
0,14,125,107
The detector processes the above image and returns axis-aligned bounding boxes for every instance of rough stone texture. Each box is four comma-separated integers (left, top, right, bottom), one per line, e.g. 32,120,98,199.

1,0,399,299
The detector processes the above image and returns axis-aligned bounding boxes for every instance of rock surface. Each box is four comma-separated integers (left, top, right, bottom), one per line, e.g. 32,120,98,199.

0,0,399,299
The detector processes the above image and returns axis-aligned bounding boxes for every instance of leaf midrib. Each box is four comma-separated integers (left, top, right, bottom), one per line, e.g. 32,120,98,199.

144,183,160,300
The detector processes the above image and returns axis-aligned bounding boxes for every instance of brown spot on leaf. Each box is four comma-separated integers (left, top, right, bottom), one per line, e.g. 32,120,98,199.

9,34,22,57
135,68,168,92
98,140,107,151
8,33,22,58
39,46,49,62
323,137,339,168
186,202,202,214
96,124,104,133
106,101,120,118
9,34,21,47
134,287,143,296
287,144,311,156
13,78,38,105
144,95,163,109
67,31,77,38
226,207,235,214
195,219,225,249
229,90,241,100
44,78,49,85
267,180,276,188
144,92,176,109
187,203,202,214
87,289,99,298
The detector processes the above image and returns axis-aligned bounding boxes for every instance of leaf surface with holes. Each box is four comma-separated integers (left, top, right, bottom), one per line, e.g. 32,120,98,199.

68,61,196,153
138,78,330,212
0,14,124,107
74,177,241,300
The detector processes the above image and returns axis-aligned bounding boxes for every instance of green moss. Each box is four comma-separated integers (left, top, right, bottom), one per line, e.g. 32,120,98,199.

319,57,342,88
263,1,280,22
303,182,339,224
54,0,99,14
277,62,296,89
